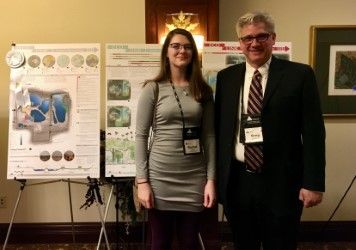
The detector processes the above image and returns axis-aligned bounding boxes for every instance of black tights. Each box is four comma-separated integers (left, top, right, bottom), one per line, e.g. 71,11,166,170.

148,209,201,250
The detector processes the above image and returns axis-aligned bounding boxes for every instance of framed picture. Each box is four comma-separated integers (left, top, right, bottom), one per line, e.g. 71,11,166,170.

309,25,356,116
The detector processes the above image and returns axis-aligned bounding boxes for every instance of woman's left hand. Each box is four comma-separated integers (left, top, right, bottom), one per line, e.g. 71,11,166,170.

203,179,216,208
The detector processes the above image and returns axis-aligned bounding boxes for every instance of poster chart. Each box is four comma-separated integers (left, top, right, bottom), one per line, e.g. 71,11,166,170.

7,44,101,179
105,44,161,177
202,41,292,93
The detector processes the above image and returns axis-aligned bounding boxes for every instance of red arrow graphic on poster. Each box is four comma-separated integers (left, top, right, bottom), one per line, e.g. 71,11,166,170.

273,45,290,51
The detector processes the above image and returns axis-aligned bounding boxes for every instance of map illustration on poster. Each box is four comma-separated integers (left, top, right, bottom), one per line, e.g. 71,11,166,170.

7,44,101,179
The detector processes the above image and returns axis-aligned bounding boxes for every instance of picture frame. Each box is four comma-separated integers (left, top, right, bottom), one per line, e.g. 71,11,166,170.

309,25,356,116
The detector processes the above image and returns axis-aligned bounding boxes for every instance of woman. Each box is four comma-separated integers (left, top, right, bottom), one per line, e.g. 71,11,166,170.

135,28,216,249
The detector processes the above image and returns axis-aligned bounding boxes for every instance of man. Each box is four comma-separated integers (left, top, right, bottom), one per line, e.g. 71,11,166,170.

215,11,325,249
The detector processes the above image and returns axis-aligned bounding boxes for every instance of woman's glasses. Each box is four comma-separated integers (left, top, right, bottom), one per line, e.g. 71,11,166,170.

169,43,193,51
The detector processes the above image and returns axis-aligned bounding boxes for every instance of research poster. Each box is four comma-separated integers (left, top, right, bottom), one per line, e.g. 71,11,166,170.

202,41,292,93
7,43,101,179
105,44,161,177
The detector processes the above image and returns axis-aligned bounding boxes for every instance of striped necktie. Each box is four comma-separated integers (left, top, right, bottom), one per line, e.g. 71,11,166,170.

244,70,263,172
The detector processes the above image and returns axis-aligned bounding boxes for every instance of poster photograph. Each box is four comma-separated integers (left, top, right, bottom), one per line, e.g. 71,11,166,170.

105,43,161,177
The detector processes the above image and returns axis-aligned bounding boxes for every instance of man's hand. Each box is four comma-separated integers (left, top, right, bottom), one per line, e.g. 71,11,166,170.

299,188,323,208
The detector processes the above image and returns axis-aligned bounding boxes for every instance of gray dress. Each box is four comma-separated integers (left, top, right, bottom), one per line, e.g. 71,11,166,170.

135,81,215,212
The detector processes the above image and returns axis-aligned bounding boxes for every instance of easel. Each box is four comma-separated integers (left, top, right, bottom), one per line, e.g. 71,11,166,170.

96,177,146,250
80,177,111,250
321,174,356,239
2,177,110,250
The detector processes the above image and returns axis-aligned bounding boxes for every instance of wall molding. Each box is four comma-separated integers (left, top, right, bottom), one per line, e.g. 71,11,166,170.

1,221,355,245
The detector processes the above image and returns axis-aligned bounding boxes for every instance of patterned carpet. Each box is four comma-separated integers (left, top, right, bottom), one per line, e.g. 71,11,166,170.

223,242,356,250
2,242,356,250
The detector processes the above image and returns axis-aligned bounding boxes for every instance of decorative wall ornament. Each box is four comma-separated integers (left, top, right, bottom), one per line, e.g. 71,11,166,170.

145,0,219,44
165,11,199,32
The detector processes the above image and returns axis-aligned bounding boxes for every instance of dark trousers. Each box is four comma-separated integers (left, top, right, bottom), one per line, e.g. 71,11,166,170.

224,161,302,250
148,209,201,250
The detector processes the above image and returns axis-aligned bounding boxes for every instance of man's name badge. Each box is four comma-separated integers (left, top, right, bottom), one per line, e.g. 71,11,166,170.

245,127,263,144
182,127,201,155
240,114,263,144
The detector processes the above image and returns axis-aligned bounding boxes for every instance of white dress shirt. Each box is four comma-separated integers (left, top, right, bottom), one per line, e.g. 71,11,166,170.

235,58,271,162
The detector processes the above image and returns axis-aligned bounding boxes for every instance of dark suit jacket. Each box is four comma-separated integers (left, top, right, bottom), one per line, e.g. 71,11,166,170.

215,57,325,215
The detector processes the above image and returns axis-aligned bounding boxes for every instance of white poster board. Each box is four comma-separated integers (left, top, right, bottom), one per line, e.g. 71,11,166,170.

105,44,161,177
7,44,101,179
202,41,292,93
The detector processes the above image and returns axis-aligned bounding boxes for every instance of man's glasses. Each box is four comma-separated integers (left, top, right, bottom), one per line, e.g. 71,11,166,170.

169,43,193,51
239,33,271,44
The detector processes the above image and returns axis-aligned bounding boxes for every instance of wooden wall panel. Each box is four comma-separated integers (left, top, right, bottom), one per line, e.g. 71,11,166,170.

145,0,219,43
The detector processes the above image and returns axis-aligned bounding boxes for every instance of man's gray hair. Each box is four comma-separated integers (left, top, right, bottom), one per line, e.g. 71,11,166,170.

236,11,275,38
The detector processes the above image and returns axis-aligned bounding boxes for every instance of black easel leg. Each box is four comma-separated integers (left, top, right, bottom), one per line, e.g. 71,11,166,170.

67,179,76,244
115,183,119,250
97,184,114,249
2,180,26,250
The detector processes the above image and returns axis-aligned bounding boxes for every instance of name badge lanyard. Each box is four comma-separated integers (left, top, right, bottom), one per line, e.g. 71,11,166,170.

241,81,246,115
170,83,186,131
239,78,263,144
170,82,201,154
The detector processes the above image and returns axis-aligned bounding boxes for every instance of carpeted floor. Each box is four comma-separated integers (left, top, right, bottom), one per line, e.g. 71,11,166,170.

2,242,356,250
223,242,356,250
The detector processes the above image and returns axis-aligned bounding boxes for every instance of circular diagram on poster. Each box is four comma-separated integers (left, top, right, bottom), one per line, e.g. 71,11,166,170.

86,54,99,67
71,54,84,67
64,150,75,161
42,55,55,68
57,54,70,68
28,55,41,68
39,151,51,161
5,50,25,68
52,150,63,161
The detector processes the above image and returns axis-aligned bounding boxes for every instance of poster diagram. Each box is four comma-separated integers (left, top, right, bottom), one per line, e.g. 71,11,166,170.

7,44,100,179
105,44,161,177
202,41,292,93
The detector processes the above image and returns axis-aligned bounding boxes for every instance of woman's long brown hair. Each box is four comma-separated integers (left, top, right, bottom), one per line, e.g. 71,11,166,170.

144,28,212,103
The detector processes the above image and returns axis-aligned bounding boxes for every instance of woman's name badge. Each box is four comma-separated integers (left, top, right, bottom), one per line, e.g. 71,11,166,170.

182,127,201,155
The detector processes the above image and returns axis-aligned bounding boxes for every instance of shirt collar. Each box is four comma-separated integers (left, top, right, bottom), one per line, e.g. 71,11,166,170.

245,57,272,76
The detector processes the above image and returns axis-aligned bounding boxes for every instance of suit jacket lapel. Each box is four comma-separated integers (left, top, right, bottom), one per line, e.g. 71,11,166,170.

230,64,245,122
263,57,284,108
